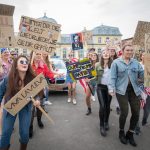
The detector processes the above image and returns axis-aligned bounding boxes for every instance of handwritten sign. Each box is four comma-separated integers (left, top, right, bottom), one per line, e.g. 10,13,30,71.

0,4,15,48
66,59,96,80
4,74,48,116
145,33,150,54
16,16,61,54
133,21,150,47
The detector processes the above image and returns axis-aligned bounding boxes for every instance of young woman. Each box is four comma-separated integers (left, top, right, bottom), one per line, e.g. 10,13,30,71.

66,52,77,105
109,44,144,146
95,50,112,136
85,52,99,115
0,55,41,150
29,51,58,138
0,48,12,82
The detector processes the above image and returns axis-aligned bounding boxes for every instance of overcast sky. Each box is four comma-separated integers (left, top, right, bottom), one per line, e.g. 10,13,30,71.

1,0,150,39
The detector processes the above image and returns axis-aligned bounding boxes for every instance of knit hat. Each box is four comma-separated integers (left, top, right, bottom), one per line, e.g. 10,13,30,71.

1,48,7,54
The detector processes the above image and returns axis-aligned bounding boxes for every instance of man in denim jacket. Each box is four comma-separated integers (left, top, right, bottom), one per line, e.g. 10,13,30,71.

109,44,144,147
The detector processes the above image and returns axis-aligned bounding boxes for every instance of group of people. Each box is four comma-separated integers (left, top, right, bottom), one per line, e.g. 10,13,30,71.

0,43,150,150
65,44,150,147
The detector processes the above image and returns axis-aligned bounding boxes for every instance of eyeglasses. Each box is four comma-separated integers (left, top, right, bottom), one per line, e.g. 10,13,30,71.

19,60,29,65
69,55,73,57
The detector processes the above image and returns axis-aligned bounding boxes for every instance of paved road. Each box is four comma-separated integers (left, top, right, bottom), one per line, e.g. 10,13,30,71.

10,84,150,150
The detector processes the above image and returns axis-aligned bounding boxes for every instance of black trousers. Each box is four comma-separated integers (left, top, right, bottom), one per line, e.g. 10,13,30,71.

116,84,140,131
97,84,112,127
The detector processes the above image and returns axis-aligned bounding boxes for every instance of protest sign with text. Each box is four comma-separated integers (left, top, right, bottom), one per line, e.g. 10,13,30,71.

0,4,15,48
4,73,48,116
66,59,96,80
16,16,61,54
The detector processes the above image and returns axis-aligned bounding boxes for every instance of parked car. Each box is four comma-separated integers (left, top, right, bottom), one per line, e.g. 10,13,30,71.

48,58,68,91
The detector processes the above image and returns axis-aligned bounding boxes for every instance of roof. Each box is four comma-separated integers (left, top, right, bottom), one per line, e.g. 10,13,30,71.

92,25,122,36
37,13,57,24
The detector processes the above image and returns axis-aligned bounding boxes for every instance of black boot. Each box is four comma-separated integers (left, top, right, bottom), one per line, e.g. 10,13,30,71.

29,125,33,138
20,143,27,150
142,118,147,126
119,130,128,144
37,117,44,128
126,131,137,147
100,126,107,137
104,122,109,131
86,107,92,115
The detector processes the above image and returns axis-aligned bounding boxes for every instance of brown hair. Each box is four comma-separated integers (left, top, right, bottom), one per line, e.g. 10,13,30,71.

5,55,36,100
122,43,132,51
100,54,112,69
91,52,99,68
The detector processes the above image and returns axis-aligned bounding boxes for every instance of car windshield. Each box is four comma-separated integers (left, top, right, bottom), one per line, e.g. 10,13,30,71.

51,59,66,70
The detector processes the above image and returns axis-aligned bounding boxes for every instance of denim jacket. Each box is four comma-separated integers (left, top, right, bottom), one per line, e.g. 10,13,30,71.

108,57,144,96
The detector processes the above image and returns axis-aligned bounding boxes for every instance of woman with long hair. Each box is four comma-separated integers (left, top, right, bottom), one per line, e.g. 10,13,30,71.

29,50,58,138
0,55,41,150
95,50,112,136
85,52,99,115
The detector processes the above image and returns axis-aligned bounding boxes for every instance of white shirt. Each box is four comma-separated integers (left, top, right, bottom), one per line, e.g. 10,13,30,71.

101,67,110,86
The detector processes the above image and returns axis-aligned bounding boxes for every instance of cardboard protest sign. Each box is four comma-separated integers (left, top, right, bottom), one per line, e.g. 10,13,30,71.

71,33,83,50
16,16,61,54
145,33,150,54
82,31,93,44
144,54,150,87
0,4,15,48
4,74,48,116
66,58,96,80
133,21,150,47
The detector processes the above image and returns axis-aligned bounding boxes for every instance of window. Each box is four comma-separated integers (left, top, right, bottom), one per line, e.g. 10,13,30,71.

105,37,110,44
98,37,101,43
63,48,67,59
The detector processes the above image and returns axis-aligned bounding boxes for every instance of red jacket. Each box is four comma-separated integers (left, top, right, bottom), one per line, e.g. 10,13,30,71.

32,63,54,80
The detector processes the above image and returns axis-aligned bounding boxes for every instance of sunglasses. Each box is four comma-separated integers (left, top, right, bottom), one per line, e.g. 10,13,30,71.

19,60,29,65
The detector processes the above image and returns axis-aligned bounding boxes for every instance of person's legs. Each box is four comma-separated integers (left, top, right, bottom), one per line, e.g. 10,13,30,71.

97,84,107,136
142,95,150,125
19,106,31,150
116,93,129,144
126,88,140,147
29,106,35,138
72,82,77,104
85,86,92,115
67,83,72,103
0,109,16,149
43,87,52,105
105,88,112,130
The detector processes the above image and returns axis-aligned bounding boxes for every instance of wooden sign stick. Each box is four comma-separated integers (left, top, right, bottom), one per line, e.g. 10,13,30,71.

30,97,55,125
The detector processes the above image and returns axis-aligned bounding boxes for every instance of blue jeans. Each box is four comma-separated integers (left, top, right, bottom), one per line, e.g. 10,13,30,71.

0,104,32,148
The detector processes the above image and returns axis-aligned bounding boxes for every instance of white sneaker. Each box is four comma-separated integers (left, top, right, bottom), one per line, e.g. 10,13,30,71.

67,98,71,103
91,95,96,101
72,99,77,105
44,101,52,105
